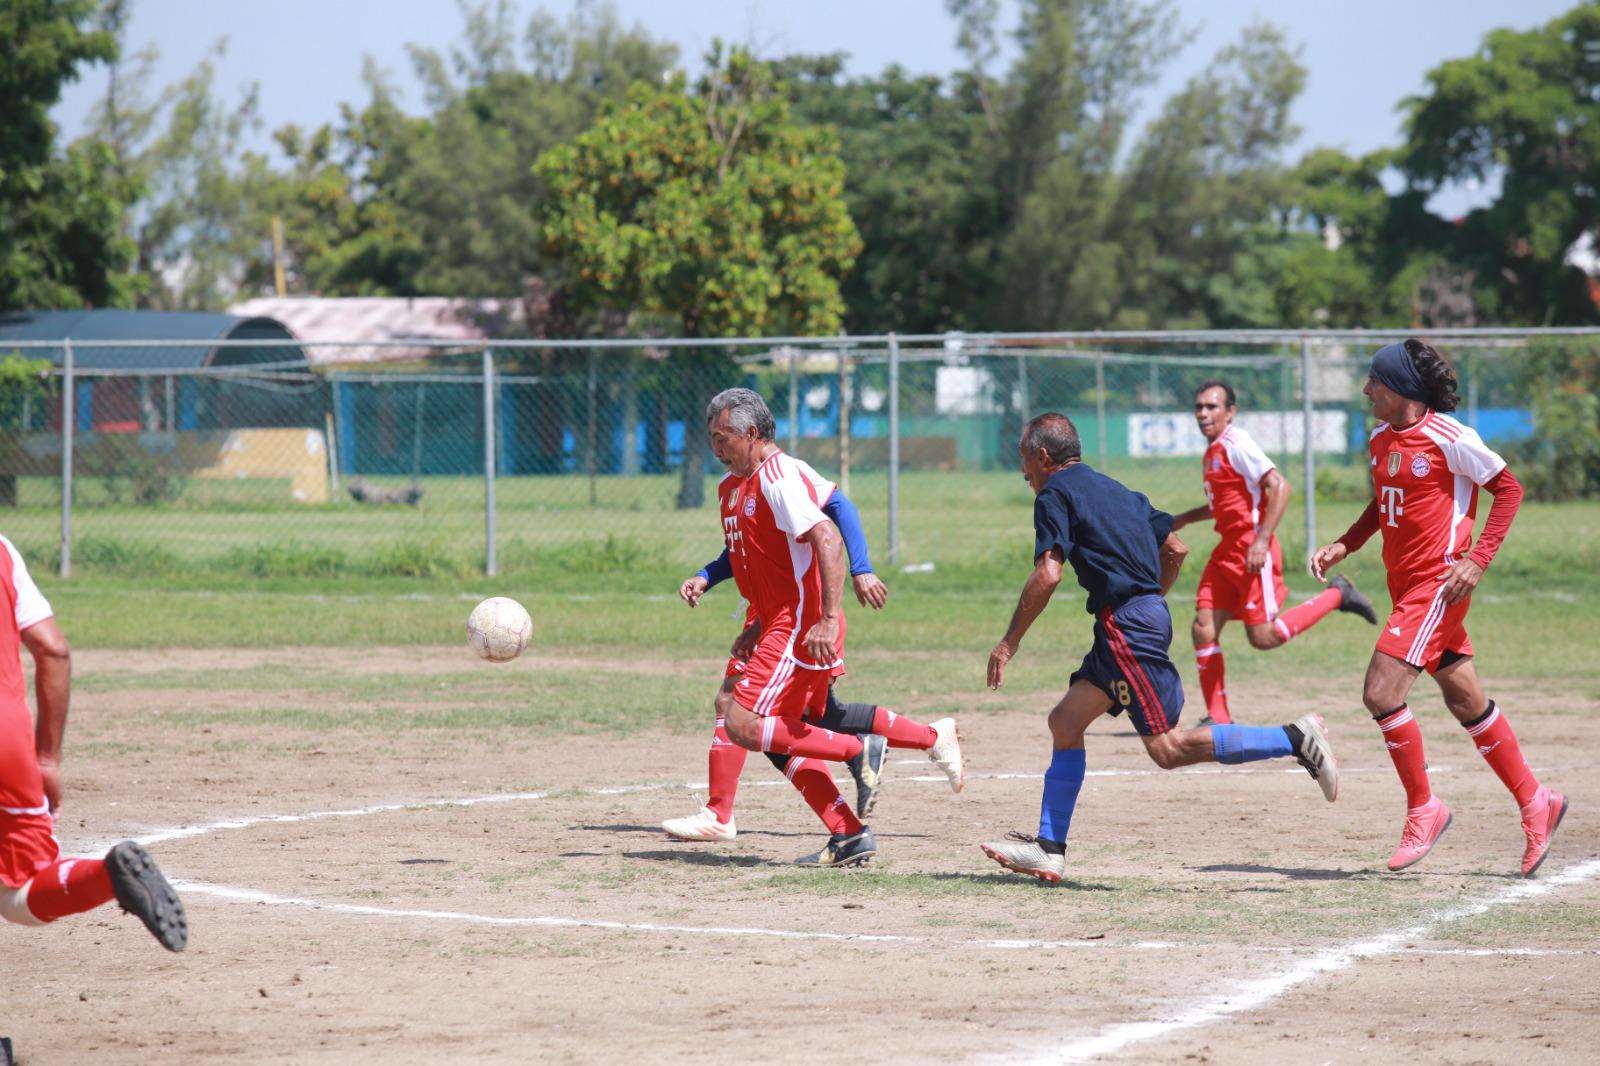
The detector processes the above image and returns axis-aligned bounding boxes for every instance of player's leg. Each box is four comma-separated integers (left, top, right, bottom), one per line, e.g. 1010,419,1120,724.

1364,638,1450,871
1434,652,1568,877
1,825,185,950
819,690,962,792
1192,607,1233,725
814,690,889,817
663,677,745,841
1193,551,1237,725
979,678,1110,883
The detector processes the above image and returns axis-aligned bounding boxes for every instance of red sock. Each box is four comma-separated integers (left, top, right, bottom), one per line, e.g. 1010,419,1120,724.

1463,701,1539,808
706,721,747,823
1272,587,1341,643
759,717,864,762
869,707,937,749
784,757,863,835
24,857,113,923
1195,643,1231,723
1376,705,1432,807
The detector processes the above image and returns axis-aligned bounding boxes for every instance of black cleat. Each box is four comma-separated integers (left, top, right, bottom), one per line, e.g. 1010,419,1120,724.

845,734,888,818
1331,575,1378,624
105,841,188,952
794,827,878,868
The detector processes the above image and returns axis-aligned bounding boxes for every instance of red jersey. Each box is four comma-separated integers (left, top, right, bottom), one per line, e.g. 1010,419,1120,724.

719,450,844,672
0,534,56,814
1202,425,1277,541
1368,411,1506,587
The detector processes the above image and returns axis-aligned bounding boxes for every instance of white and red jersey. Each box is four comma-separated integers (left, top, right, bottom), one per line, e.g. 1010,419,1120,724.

1368,411,1506,586
719,450,844,671
1203,425,1277,541
0,534,55,814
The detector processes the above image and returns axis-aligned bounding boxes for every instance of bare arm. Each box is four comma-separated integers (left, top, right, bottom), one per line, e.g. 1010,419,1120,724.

988,550,1063,689
798,521,845,664
1170,503,1211,532
23,617,71,813
1246,469,1290,573
1158,531,1189,596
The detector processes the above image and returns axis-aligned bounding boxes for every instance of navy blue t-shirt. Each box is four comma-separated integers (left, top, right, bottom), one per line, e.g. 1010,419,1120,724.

1032,462,1175,614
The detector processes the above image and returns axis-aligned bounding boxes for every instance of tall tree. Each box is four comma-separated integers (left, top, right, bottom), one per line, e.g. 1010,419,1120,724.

1400,3,1600,324
536,45,862,505
0,0,138,311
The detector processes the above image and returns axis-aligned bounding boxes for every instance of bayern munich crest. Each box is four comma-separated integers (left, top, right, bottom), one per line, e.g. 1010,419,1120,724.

1410,455,1432,478
744,497,757,516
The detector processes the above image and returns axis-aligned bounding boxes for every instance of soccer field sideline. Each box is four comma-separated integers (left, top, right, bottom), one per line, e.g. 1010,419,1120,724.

67,768,1598,1064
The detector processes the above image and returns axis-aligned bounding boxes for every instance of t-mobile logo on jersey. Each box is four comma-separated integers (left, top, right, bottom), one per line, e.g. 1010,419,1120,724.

1379,485,1405,527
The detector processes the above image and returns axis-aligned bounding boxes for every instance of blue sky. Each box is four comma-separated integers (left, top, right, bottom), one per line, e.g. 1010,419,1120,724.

52,0,1578,215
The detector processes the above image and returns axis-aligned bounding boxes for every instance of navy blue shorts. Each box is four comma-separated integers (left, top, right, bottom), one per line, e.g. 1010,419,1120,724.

1071,594,1184,736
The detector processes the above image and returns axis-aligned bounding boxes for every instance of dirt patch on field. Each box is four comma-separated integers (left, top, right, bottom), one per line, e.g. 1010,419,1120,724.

3,647,1597,1064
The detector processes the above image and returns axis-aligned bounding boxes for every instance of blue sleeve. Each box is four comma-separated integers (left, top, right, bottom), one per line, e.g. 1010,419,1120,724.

698,549,733,590
823,491,873,576
1147,500,1175,548
1033,488,1074,562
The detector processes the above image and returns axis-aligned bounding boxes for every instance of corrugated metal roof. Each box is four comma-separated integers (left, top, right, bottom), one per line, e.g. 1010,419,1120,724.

0,310,301,369
228,297,526,364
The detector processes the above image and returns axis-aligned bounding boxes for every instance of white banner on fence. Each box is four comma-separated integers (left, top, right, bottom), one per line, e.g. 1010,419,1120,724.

1129,411,1349,457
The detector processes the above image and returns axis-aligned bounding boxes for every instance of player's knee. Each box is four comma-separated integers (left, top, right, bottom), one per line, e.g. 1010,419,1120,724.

1144,736,1184,770
722,710,761,750
1191,618,1216,646
1245,627,1281,651
1360,688,1392,716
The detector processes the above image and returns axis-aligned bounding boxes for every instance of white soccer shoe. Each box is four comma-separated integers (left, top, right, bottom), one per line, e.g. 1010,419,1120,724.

662,806,736,841
927,717,965,793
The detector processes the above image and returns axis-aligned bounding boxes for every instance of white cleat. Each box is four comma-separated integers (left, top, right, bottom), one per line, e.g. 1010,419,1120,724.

1291,713,1339,802
662,806,736,841
927,718,965,793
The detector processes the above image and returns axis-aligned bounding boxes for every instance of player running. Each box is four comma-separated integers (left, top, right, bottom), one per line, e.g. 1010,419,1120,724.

0,534,187,950
1311,339,1566,877
1170,381,1378,724
664,459,894,841
694,388,963,867
980,413,1338,883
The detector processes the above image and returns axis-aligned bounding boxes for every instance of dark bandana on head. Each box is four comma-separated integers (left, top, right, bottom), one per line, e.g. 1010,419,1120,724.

1369,342,1430,404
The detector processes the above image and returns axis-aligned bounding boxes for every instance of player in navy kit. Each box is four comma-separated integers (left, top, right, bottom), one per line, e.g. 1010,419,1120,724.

980,413,1341,882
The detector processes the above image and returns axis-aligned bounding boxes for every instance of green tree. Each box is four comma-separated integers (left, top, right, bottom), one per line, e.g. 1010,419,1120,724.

0,0,138,311
85,1,265,310
1401,4,1600,324
780,55,998,332
535,45,862,506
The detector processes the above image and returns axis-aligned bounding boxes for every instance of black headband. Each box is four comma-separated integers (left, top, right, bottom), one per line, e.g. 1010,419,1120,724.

1369,342,1429,404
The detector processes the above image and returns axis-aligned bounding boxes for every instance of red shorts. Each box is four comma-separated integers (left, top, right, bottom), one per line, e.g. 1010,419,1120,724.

0,812,59,889
729,629,841,719
1195,536,1287,627
1376,578,1473,671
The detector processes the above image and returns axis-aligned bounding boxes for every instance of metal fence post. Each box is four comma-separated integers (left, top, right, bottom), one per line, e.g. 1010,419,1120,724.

1301,334,1316,560
586,347,599,508
59,340,74,578
887,333,900,566
788,348,799,456
1094,354,1107,466
838,347,851,494
482,346,498,578
1017,352,1029,420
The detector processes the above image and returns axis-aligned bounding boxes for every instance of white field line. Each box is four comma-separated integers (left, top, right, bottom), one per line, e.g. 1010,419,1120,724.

91,763,1446,854
158,880,1600,962
1005,857,1600,1066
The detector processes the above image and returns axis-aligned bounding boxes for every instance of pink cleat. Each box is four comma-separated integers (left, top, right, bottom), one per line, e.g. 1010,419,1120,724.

1519,787,1569,879
1387,797,1452,872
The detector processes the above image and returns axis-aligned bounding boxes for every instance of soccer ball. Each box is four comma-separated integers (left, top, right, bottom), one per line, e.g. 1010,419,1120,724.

466,596,532,663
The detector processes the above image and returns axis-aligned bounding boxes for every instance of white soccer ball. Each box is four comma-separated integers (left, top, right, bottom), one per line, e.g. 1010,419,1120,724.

466,596,533,663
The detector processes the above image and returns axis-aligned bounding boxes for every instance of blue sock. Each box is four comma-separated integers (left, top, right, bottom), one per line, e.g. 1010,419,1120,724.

1212,724,1294,764
1037,748,1086,845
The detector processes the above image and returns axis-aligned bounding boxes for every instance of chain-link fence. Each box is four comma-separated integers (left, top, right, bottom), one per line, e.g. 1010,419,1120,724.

0,330,1593,580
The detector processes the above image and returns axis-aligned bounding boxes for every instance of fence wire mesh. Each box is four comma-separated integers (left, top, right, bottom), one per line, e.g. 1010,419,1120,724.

0,331,1588,580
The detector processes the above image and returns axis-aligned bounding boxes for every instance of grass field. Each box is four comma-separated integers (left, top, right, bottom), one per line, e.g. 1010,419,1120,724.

2,477,1597,1064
